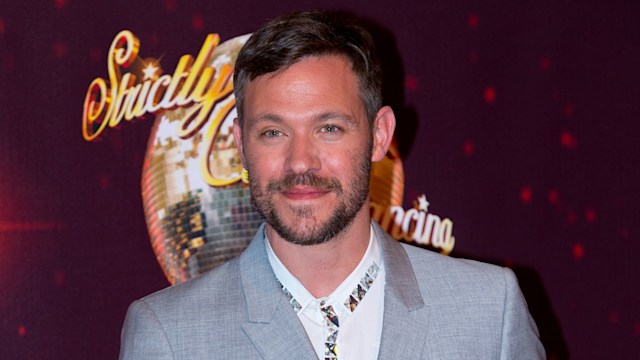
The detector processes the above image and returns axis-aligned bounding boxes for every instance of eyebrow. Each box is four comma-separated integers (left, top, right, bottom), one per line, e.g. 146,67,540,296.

248,111,359,128
252,113,284,124
317,112,358,126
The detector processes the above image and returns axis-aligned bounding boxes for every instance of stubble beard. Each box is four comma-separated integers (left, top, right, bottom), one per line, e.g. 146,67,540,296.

248,147,372,246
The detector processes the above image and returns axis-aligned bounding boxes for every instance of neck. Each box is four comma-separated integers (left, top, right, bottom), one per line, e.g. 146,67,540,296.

267,202,372,298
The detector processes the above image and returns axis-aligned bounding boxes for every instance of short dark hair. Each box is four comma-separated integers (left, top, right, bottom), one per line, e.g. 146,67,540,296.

233,10,382,125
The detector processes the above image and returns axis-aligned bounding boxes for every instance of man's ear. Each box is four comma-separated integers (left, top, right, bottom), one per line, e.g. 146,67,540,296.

370,106,396,162
232,117,247,168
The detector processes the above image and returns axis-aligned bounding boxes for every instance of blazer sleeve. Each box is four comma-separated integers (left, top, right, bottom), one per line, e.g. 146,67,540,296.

119,300,174,360
500,268,546,360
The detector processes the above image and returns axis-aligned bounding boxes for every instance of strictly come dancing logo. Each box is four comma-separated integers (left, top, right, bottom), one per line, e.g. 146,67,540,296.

82,31,455,284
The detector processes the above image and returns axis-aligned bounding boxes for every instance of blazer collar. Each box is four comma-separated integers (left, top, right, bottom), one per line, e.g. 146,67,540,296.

238,222,430,360
374,222,431,360
239,224,317,360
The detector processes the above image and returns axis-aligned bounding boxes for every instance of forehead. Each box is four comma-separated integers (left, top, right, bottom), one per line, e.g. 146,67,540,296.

242,55,365,122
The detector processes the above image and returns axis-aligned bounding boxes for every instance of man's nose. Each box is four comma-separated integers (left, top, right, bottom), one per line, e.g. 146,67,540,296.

284,135,321,174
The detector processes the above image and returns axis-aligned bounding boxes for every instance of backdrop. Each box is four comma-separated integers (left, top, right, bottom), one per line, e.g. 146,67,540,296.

1,0,638,359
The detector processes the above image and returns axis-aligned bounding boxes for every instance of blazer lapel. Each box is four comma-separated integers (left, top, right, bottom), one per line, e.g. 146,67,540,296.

239,225,318,360
374,223,431,360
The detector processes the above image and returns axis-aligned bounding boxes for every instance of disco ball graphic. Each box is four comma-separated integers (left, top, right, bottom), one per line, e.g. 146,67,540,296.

141,34,405,285
141,34,263,285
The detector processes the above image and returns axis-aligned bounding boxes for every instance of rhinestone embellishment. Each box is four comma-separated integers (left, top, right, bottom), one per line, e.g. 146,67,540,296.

280,261,380,360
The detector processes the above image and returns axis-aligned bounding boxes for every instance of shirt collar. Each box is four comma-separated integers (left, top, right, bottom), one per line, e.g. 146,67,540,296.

265,224,382,315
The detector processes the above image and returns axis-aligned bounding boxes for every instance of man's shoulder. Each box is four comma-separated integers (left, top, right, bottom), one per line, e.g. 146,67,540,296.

399,242,514,303
119,253,264,357
401,241,505,276
136,256,244,314
387,241,544,358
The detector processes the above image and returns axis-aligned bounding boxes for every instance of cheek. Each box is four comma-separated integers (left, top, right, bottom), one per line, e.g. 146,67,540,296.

246,151,282,181
321,147,365,177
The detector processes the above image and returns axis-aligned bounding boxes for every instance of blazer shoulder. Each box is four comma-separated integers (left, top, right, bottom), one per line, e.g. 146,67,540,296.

399,243,544,358
138,256,243,314
401,242,506,275
400,242,515,304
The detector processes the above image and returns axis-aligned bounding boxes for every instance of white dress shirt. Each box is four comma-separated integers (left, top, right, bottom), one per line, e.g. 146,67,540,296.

266,226,386,360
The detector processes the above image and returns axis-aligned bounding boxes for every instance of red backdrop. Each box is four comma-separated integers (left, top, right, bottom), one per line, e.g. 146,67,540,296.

1,0,638,359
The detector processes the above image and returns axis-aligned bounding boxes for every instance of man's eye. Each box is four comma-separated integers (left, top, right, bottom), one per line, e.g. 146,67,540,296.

262,129,282,138
320,125,341,133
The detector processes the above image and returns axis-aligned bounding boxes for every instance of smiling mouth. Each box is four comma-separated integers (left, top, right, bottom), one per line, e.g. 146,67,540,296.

280,186,331,201
268,173,342,200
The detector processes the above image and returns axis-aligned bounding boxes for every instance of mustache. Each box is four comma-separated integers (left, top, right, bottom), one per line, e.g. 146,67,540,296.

267,173,343,193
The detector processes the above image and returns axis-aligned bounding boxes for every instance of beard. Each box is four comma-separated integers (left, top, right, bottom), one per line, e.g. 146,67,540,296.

248,146,372,246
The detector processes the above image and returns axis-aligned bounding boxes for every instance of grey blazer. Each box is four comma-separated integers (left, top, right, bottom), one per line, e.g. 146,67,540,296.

119,223,545,359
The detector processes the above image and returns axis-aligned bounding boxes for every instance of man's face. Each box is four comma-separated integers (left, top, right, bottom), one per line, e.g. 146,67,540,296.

235,55,373,245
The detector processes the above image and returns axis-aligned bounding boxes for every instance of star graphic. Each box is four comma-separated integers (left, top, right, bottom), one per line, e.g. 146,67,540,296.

417,194,430,212
142,63,158,80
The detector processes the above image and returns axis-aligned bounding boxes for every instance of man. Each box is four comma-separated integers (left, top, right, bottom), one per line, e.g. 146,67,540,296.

120,11,545,359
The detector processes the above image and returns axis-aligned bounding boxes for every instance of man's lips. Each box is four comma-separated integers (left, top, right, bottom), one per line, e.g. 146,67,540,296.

280,186,331,200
